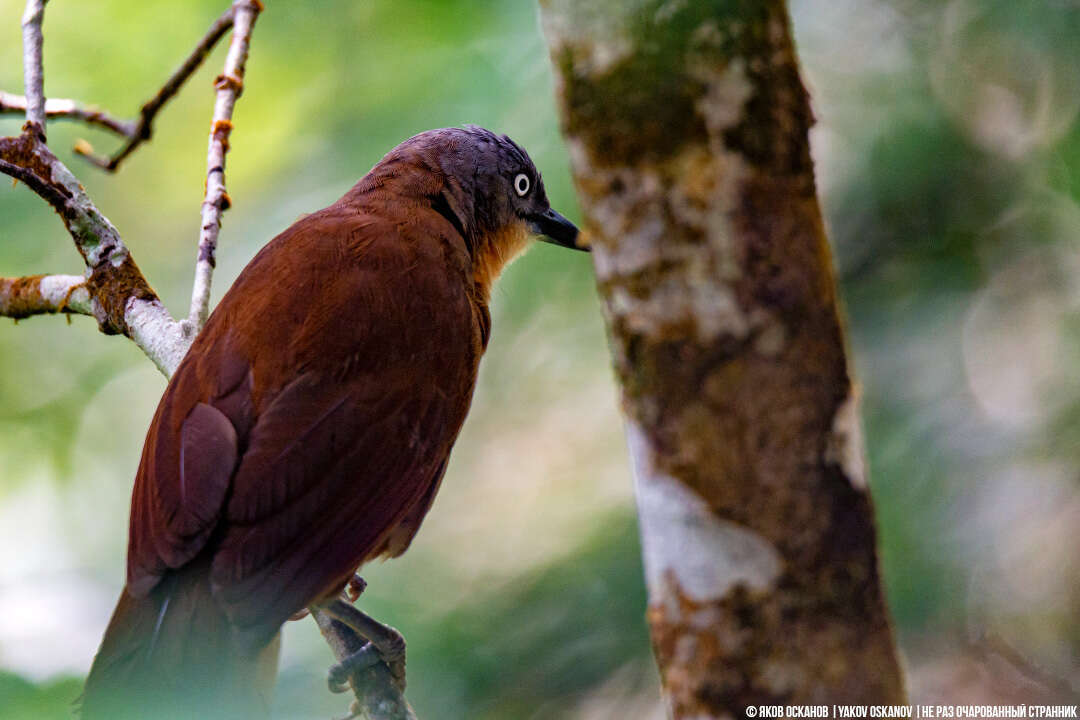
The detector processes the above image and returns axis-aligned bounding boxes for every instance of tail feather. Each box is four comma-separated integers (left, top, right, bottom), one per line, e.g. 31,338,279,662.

81,566,280,720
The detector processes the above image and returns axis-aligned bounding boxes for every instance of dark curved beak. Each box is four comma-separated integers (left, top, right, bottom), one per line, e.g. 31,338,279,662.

528,208,587,252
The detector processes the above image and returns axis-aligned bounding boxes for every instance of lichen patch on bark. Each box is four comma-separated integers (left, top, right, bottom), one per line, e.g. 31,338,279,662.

629,421,783,610
545,0,765,167
538,0,640,76
1,275,48,320
577,138,757,348
694,57,754,137
825,391,869,491
86,254,158,336
648,580,904,717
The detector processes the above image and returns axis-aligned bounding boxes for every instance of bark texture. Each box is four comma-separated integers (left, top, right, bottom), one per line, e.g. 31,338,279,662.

539,1,906,715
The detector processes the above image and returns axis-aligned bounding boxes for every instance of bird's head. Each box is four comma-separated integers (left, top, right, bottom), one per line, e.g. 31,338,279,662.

450,125,583,253
359,126,585,292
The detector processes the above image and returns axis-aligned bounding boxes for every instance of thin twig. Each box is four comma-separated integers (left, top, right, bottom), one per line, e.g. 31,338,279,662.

20,0,47,132
188,0,261,330
74,6,237,171
0,91,133,137
0,274,92,319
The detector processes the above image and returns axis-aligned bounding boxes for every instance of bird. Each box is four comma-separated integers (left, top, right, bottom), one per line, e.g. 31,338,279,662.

79,125,584,719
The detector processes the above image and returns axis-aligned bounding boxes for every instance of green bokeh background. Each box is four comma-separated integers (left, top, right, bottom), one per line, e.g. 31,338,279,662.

1,1,1077,717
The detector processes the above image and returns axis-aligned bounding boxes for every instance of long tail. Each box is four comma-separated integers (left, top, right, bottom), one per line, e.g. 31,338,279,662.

81,565,280,720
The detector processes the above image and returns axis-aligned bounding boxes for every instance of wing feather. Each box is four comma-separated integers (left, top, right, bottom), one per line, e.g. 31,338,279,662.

125,204,480,643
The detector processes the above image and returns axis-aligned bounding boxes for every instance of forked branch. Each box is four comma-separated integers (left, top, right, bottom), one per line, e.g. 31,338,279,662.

0,128,183,374
0,0,263,371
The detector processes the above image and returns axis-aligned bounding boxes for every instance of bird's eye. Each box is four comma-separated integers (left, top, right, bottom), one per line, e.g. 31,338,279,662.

514,173,530,197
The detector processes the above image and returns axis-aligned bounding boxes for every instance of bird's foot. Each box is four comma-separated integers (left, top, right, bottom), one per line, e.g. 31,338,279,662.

321,598,407,692
327,642,386,692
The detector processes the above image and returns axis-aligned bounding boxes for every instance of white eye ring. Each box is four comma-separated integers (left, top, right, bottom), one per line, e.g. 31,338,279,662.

514,173,530,197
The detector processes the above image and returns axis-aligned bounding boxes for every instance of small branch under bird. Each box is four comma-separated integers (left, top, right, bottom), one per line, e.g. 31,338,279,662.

80,126,585,719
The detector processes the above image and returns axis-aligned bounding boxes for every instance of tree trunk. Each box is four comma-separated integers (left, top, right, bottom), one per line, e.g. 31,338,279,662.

539,1,907,715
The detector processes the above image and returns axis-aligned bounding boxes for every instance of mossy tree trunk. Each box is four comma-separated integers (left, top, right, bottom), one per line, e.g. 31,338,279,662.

539,1,907,715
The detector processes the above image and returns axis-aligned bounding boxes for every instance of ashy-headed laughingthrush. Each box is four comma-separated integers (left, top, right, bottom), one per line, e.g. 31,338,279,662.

81,126,584,719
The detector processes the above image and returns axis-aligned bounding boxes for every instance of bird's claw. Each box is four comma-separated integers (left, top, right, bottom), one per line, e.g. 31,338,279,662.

325,629,407,694
345,574,367,603
327,632,406,692
380,625,407,690
320,596,408,698
327,642,379,693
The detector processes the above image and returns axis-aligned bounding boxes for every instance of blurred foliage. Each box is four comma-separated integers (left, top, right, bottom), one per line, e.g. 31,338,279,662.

800,0,1080,685
273,512,652,719
0,672,81,720
0,0,1078,717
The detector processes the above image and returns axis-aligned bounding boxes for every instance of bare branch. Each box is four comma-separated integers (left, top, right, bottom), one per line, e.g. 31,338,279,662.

20,0,47,132
0,92,133,137
0,274,92,319
189,0,261,330
1,3,261,372
73,6,237,171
